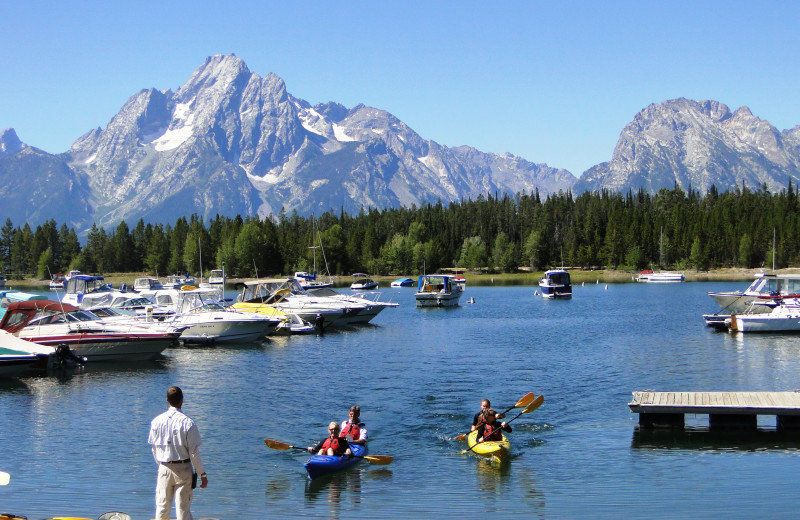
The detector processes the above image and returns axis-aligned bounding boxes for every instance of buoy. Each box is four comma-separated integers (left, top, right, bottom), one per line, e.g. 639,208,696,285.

596,280,599,284
582,281,585,286
605,284,608,290
467,297,475,304
534,290,539,296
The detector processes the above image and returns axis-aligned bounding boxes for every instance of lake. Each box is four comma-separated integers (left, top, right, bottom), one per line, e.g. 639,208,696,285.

2,280,800,518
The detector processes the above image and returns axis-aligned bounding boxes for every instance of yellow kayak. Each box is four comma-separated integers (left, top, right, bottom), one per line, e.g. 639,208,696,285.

467,430,510,460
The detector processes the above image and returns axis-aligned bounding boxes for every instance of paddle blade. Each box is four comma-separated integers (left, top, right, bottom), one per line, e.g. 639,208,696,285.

453,433,467,441
0,471,9,485
264,439,292,450
523,395,544,413
515,392,536,408
362,455,393,465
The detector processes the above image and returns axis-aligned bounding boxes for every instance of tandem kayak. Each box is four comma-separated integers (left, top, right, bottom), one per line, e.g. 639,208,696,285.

304,443,367,479
467,430,510,460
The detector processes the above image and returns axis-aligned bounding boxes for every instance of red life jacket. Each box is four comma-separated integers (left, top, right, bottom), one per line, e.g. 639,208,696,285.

341,421,362,441
320,437,344,455
483,422,503,442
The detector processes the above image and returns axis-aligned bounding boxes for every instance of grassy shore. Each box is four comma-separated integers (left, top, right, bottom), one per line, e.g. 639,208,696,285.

5,267,795,290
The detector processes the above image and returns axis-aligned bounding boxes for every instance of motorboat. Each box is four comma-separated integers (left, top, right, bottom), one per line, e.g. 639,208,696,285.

350,273,378,290
208,268,226,285
538,269,572,298
230,302,314,335
415,274,464,307
162,274,196,289
1,290,47,318
133,277,163,292
636,269,685,282
61,274,115,306
233,278,368,329
0,300,179,361
49,273,65,290
708,270,800,314
390,278,415,288
728,298,800,333
148,287,281,343
305,286,398,323
0,330,51,376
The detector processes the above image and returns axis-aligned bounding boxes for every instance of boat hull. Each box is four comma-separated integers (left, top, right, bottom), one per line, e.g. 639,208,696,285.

415,292,462,307
16,333,175,361
730,313,800,333
467,430,509,461
304,443,367,480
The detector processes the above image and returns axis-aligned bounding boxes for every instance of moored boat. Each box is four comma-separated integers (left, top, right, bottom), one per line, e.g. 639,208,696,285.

304,443,367,480
636,269,685,282
391,277,415,287
49,273,65,290
728,298,800,333
466,430,510,461
708,270,800,314
350,273,378,290
538,269,572,298
415,274,464,307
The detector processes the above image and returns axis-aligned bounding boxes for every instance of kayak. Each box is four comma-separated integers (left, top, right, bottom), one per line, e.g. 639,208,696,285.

467,430,510,460
304,443,367,479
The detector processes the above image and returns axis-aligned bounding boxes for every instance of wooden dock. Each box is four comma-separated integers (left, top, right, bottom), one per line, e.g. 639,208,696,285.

629,391,800,430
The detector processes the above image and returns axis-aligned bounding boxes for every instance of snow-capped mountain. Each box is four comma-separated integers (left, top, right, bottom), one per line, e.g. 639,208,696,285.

574,98,800,194
62,54,575,229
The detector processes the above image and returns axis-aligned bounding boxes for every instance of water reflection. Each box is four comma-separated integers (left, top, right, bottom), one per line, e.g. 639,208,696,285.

304,469,363,519
631,428,800,451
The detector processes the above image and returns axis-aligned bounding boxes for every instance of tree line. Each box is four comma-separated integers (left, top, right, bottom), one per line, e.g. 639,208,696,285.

2,182,798,280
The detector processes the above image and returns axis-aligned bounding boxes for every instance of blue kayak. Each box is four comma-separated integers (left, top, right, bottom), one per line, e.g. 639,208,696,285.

304,443,367,479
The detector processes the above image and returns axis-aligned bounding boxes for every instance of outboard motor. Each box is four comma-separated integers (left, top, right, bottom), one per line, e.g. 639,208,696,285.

314,313,325,333
50,344,88,370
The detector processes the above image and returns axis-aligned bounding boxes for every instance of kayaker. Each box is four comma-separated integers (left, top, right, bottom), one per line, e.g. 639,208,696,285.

308,422,352,456
340,405,368,446
475,409,511,442
471,399,505,431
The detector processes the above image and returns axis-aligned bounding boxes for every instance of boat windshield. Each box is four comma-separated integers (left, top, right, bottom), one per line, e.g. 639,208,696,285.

548,272,571,285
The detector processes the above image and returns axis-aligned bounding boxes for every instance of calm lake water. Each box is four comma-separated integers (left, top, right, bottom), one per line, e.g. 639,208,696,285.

2,281,800,518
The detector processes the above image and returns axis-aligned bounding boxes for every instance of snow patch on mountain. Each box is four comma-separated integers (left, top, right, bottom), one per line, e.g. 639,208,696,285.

151,98,195,151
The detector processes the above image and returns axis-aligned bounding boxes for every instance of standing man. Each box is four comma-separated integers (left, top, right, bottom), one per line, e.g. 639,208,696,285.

340,405,368,446
148,386,208,520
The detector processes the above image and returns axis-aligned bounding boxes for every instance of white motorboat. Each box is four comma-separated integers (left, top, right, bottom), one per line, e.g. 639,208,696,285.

728,298,800,333
350,273,378,290
708,270,800,314
208,268,226,285
415,274,464,307
149,287,281,343
162,274,196,289
61,274,116,307
133,277,163,292
636,269,685,282
295,271,333,290
49,273,65,290
0,300,179,361
538,269,572,298
234,278,368,329
305,286,398,323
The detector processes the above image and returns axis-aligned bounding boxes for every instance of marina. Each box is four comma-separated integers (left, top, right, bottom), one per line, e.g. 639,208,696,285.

2,281,800,518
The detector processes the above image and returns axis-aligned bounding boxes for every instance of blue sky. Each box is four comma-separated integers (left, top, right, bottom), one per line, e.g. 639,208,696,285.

2,1,798,177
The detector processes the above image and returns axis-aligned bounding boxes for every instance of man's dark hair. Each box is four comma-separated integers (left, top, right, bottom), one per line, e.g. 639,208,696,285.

167,386,183,407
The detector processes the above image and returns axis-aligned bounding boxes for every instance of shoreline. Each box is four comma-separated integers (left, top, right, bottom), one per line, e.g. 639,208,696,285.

2,267,789,290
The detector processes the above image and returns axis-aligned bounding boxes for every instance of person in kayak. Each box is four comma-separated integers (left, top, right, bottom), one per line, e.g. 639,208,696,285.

340,405,368,446
471,399,505,431
475,409,511,442
308,422,353,456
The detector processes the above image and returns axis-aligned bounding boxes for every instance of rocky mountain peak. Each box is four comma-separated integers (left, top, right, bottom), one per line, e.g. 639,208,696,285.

0,128,25,157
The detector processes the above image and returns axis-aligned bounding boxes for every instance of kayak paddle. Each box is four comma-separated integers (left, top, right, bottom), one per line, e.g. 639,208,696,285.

264,439,393,465
453,392,536,441
460,395,544,454
0,471,9,485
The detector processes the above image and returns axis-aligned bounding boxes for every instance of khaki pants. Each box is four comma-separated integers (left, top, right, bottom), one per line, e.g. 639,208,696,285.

155,462,194,520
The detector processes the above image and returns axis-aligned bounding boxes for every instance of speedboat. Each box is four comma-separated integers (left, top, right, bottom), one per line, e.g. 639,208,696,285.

148,287,281,343
636,269,685,282
1,290,47,318
708,270,800,314
0,300,179,361
350,273,378,290
415,274,464,307
208,269,226,285
49,273,66,290
61,274,115,306
538,269,572,298
391,278,415,288
234,278,368,329
133,277,163,292
162,274,196,289
728,298,800,333
305,286,398,323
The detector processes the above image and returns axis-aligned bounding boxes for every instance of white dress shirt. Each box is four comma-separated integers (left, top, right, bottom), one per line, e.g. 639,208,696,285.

149,406,205,475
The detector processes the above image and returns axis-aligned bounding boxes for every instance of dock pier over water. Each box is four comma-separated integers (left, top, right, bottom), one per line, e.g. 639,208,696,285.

629,391,800,430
